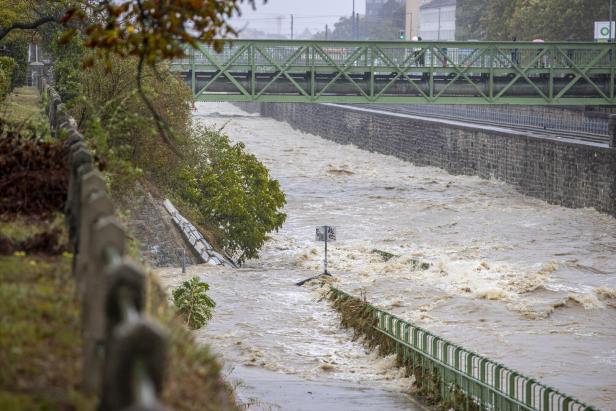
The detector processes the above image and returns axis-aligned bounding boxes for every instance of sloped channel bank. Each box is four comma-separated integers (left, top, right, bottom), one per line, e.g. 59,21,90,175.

236,102,616,217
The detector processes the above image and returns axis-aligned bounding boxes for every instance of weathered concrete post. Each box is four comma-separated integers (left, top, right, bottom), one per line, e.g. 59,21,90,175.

100,261,168,411
78,191,114,394
75,171,108,292
81,216,126,394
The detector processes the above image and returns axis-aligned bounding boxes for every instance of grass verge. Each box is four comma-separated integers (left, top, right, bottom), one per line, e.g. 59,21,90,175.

0,254,96,411
0,86,48,127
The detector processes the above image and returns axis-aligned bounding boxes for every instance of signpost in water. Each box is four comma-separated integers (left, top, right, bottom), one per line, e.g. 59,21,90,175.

316,225,336,275
295,225,336,286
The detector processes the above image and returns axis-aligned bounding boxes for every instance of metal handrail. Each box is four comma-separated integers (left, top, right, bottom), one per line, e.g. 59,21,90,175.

330,286,600,411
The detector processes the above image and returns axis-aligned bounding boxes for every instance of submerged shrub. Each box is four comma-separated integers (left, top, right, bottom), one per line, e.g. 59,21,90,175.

173,277,216,330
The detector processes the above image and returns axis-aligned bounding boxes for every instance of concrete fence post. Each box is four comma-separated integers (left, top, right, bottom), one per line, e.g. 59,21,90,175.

81,216,126,395
104,260,146,334
101,261,167,411
75,189,113,294
70,169,107,284
66,148,93,254
101,320,168,411
79,194,115,395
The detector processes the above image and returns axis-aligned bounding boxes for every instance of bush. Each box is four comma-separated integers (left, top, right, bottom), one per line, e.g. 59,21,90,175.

172,277,216,330
0,68,8,101
0,38,28,88
178,126,286,264
0,119,68,217
0,56,16,100
0,57,17,100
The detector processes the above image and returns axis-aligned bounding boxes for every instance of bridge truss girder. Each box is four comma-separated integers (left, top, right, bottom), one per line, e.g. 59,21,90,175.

170,40,616,105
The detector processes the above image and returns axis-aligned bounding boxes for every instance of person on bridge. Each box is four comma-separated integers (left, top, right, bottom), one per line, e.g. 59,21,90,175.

511,37,519,67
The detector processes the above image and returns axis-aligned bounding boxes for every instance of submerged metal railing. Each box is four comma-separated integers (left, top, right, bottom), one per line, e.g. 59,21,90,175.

171,40,616,105
330,287,600,411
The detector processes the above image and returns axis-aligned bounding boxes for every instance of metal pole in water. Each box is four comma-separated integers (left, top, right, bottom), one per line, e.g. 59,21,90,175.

324,225,328,275
182,248,186,274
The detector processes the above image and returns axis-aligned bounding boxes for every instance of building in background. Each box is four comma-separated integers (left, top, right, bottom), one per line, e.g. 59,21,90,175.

366,0,405,17
419,0,456,40
26,43,50,87
405,0,422,40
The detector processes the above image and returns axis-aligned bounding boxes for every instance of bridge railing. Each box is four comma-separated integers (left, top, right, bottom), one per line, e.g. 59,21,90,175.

357,103,610,140
42,80,171,411
171,40,616,105
329,287,600,411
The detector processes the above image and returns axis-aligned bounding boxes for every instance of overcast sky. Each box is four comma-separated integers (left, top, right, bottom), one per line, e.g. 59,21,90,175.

233,0,365,36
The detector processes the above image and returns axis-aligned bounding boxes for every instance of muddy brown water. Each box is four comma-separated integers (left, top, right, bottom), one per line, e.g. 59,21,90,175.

157,103,616,410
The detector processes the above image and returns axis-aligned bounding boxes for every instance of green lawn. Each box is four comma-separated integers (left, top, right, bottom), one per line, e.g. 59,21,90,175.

0,86,49,130
0,254,96,411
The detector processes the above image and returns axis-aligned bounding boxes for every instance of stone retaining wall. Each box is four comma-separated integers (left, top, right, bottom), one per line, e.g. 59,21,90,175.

237,102,616,217
125,183,200,267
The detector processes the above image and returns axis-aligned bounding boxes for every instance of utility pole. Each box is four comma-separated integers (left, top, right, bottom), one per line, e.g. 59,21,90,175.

352,0,356,40
356,13,360,39
437,7,441,41
325,24,329,40
291,14,294,40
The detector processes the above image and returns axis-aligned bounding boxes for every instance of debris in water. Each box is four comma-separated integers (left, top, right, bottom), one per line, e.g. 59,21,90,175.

320,363,335,372
410,259,430,271
326,165,354,175
371,249,398,262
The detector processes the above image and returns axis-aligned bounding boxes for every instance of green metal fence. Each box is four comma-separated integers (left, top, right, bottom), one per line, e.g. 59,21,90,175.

171,40,616,105
329,287,600,411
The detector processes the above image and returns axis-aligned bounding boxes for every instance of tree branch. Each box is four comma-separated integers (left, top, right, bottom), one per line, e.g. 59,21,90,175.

0,15,60,42
136,55,183,158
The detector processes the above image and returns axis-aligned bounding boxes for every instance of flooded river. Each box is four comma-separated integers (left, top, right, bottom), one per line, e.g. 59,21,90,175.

157,102,616,410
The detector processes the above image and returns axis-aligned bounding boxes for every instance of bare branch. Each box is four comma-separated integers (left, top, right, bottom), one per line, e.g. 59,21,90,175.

136,55,183,158
0,15,61,42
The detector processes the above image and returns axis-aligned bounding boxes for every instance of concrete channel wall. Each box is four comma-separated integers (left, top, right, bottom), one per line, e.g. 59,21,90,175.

236,102,616,217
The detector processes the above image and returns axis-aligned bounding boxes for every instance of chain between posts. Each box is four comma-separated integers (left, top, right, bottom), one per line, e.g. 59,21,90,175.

329,286,601,411
40,79,171,411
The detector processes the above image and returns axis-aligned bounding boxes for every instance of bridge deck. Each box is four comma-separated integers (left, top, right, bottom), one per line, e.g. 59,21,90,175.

171,40,616,105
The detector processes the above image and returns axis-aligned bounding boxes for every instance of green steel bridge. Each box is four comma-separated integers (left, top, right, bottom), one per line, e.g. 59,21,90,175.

170,40,616,105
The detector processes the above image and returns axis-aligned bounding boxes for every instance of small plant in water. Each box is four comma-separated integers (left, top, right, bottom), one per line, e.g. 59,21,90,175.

173,277,216,330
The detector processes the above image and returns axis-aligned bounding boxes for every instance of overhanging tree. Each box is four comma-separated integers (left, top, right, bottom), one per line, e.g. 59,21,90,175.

0,0,265,149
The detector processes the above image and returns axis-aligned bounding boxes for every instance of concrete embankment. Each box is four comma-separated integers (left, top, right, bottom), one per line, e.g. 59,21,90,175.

236,102,616,217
